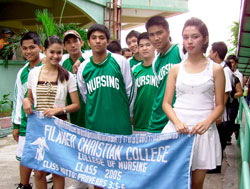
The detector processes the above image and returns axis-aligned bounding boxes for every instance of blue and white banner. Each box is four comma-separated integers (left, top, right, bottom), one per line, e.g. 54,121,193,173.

21,112,194,189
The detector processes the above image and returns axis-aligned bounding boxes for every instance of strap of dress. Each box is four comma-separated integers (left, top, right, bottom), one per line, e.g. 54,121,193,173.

208,59,214,78
178,61,185,75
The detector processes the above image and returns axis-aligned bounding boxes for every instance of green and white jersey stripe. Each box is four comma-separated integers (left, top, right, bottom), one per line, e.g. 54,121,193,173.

148,44,183,133
77,52,136,135
62,56,86,128
11,61,42,135
128,55,143,68
12,62,29,128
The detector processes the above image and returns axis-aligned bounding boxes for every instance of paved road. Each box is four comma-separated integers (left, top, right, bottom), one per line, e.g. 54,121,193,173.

0,135,239,189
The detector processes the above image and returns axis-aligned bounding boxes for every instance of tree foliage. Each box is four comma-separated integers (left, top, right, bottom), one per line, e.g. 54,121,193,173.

228,21,239,55
35,9,90,50
1,9,90,66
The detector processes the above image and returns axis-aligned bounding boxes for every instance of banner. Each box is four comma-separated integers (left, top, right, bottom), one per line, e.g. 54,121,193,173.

21,112,194,189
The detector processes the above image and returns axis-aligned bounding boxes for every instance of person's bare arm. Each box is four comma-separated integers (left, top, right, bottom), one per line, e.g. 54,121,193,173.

162,64,189,134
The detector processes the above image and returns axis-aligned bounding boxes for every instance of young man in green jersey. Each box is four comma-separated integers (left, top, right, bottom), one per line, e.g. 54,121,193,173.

62,30,89,189
132,32,158,133
146,16,184,133
77,24,136,137
126,30,143,68
12,31,43,189
62,30,86,127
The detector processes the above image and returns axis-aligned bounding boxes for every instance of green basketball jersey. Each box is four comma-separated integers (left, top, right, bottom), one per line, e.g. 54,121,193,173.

77,52,136,135
12,61,42,136
148,44,182,133
129,55,143,68
132,63,158,131
62,56,86,128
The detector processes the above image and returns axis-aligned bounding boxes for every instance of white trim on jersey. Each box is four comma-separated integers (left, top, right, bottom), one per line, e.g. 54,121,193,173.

11,63,29,125
131,62,141,72
112,53,137,117
82,50,93,60
77,58,90,103
59,53,70,65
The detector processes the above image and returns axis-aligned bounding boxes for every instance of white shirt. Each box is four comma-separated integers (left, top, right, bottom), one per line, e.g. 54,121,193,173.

220,61,233,121
234,69,243,88
28,65,77,108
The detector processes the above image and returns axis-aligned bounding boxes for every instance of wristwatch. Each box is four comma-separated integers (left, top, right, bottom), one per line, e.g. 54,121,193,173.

63,108,67,114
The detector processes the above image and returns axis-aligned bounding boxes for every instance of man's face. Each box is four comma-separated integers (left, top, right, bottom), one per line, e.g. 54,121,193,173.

123,51,132,59
229,59,237,71
2,33,10,39
88,31,109,54
64,35,83,56
138,38,155,59
148,25,170,53
126,36,138,54
21,39,41,62
209,49,217,62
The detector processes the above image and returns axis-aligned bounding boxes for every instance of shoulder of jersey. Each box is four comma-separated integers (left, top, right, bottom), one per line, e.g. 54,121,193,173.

82,49,93,60
132,62,142,72
78,57,91,72
111,52,127,62
39,52,46,59
128,56,133,62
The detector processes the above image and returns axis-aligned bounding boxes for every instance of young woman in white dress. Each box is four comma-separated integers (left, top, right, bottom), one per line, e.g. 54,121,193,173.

162,17,225,189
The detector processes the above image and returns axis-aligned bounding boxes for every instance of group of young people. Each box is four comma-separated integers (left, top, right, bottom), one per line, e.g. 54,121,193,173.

11,14,238,189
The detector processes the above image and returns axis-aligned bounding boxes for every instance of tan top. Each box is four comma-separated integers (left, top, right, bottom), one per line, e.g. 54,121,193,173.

36,81,58,111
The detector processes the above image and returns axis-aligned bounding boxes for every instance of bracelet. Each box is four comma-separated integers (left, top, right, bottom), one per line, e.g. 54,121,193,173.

63,107,67,114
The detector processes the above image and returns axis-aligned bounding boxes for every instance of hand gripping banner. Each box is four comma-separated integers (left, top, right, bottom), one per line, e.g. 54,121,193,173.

21,112,194,189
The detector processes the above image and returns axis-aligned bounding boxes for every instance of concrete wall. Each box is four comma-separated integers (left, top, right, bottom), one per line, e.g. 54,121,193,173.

0,60,25,101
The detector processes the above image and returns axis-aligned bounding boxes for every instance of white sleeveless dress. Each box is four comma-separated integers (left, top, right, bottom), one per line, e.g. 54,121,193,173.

162,59,222,170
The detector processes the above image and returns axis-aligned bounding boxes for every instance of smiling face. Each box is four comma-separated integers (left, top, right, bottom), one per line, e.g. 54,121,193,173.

63,35,83,57
182,26,207,55
126,36,138,54
45,43,63,66
148,25,170,54
138,38,155,59
88,30,109,54
21,39,41,63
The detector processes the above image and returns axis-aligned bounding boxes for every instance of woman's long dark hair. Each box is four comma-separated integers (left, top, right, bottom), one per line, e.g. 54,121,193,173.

44,35,69,82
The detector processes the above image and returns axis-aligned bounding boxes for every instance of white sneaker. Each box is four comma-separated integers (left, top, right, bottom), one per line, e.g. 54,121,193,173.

67,180,89,189
46,173,53,183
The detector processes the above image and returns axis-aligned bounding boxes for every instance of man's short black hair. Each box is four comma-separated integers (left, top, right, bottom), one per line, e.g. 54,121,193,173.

137,32,150,45
126,30,140,44
211,41,228,60
107,40,121,53
20,31,41,46
145,16,169,32
122,48,131,55
226,54,238,63
87,24,110,40
2,28,11,34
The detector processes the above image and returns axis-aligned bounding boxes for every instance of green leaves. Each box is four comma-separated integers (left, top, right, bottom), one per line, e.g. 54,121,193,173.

35,9,90,49
0,93,13,114
228,21,239,55
35,9,56,38
1,8,90,66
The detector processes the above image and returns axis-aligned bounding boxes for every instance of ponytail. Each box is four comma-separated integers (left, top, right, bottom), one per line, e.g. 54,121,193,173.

58,64,69,82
